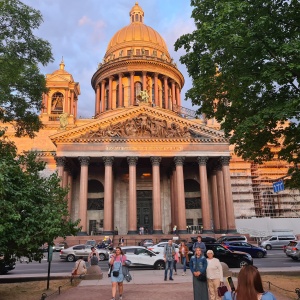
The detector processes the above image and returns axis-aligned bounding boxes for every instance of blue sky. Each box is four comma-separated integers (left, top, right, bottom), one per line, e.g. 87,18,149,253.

22,0,197,118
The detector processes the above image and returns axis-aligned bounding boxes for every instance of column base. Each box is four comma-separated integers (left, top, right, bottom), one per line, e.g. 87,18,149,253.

77,231,88,236
219,230,228,234
102,231,114,235
202,229,214,234
227,229,237,234
152,230,163,234
214,229,222,234
127,230,138,235
177,230,187,234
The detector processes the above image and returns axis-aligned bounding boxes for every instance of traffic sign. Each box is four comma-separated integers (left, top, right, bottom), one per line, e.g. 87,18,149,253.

273,180,284,193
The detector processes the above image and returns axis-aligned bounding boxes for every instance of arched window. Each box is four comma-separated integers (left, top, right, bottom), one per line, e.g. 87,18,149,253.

51,92,64,114
184,179,201,209
105,89,109,110
87,179,104,210
152,84,155,105
132,15,134,22
135,14,139,21
116,84,124,107
134,81,142,102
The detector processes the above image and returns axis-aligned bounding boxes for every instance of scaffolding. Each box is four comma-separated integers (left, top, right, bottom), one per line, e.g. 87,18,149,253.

230,153,300,219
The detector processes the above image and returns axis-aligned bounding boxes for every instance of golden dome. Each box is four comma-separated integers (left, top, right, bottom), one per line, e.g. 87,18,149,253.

105,2,170,59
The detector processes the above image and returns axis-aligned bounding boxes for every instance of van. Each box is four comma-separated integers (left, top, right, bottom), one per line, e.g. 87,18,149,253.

216,235,247,243
259,235,296,250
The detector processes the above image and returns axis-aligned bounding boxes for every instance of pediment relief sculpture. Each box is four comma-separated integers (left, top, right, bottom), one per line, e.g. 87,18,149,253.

79,113,205,139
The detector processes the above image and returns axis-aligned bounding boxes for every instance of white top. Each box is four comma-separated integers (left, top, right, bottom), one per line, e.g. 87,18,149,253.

206,257,223,281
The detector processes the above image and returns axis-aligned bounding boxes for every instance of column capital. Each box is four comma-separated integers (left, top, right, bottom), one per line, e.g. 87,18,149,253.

55,156,66,167
103,156,114,166
118,73,124,78
130,71,135,76
101,79,107,84
78,156,90,166
174,156,185,166
219,156,231,166
197,156,209,166
150,156,161,166
127,156,138,166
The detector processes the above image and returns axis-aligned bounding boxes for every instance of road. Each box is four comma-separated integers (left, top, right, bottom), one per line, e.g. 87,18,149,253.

4,249,300,276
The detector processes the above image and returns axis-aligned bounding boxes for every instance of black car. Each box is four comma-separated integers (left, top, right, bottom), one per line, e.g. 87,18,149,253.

191,236,217,243
0,255,16,274
188,243,253,268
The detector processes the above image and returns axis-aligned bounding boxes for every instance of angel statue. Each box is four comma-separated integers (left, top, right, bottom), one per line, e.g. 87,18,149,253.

59,112,69,130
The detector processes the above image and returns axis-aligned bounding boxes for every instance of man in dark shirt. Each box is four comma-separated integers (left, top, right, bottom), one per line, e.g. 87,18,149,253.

192,236,206,254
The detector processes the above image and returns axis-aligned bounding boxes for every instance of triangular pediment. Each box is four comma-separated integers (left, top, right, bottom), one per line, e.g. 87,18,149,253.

50,106,227,145
46,73,74,83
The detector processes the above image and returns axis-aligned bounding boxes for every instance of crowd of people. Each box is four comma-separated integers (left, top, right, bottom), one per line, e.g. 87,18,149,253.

70,235,277,300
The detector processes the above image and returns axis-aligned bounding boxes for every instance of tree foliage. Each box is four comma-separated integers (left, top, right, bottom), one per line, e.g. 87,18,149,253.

175,0,300,188
0,0,53,138
0,130,80,265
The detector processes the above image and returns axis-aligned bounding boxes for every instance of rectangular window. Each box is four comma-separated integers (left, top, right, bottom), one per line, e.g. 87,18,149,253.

136,49,141,55
145,50,149,56
186,219,193,226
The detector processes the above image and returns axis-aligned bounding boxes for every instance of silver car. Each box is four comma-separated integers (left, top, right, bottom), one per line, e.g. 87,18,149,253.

285,240,300,261
60,244,109,262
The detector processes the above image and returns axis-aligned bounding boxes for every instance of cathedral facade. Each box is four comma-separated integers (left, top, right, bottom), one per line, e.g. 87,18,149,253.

7,3,299,237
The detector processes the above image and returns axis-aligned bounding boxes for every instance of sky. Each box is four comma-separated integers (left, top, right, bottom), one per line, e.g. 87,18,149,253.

22,0,197,118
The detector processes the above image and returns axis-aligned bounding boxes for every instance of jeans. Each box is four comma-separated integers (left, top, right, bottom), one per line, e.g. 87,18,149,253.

181,257,187,272
164,260,173,279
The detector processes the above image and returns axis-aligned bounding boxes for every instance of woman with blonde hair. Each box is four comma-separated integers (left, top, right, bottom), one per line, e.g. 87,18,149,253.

223,265,276,300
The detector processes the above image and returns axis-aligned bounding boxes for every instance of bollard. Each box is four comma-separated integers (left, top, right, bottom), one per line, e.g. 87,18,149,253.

295,288,300,299
40,293,47,300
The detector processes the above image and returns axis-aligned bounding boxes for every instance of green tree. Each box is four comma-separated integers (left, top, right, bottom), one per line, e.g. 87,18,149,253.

0,0,53,138
175,0,300,188
0,130,80,267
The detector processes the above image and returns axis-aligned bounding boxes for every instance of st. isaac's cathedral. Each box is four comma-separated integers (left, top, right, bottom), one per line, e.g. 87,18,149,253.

7,3,300,237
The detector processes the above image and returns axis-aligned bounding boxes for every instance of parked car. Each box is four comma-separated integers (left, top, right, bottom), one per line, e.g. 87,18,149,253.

216,235,247,243
147,242,180,254
60,244,110,262
53,242,69,252
191,236,217,243
120,246,165,269
222,241,267,258
259,235,296,250
188,243,253,268
285,240,300,261
138,239,154,247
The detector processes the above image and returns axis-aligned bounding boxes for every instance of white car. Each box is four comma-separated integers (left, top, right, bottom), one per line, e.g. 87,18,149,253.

119,246,165,269
147,242,180,255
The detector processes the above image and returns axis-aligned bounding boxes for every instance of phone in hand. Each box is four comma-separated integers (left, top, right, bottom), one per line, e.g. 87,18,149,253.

227,276,235,292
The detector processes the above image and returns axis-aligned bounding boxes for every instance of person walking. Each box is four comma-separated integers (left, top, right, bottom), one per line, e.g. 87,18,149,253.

109,246,127,300
163,239,175,281
179,241,189,275
190,247,209,300
223,265,277,300
192,235,206,254
206,249,223,300
71,256,87,276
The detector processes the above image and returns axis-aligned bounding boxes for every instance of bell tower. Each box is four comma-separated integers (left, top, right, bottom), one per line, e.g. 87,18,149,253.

40,59,80,127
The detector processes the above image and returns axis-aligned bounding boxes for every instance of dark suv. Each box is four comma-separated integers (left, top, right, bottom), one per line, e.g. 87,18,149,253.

188,243,253,268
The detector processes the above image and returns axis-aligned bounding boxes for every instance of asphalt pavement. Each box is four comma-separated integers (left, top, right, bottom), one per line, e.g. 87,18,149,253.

1,267,299,300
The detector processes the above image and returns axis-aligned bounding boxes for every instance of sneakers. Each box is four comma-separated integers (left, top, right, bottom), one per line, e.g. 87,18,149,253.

169,278,174,281
164,278,167,281
182,272,186,276
119,296,123,300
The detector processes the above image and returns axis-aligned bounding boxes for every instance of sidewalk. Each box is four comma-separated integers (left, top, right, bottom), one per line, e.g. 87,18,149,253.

1,268,298,300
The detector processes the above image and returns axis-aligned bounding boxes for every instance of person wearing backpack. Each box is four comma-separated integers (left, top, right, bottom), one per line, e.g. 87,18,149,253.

163,240,175,281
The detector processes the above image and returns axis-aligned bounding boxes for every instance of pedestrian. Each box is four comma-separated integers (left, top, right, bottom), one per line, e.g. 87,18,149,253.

190,247,209,300
71,256,87,276
223,265,277,300
173,224,177,235
88,246,99,264
163,239,175,281
90,252,99,266
192,235,206,254
179,241,189,276
173,249,179,275
206,249,223,300
119,236,124,246
109,246,127,300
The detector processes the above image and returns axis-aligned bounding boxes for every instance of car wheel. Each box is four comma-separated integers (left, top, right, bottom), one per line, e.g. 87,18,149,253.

154,261,165,270
256,251,264,258
66,255,75,262
99,253,105,261
266,245,272,250
239,260,248,268
291,257,299,261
